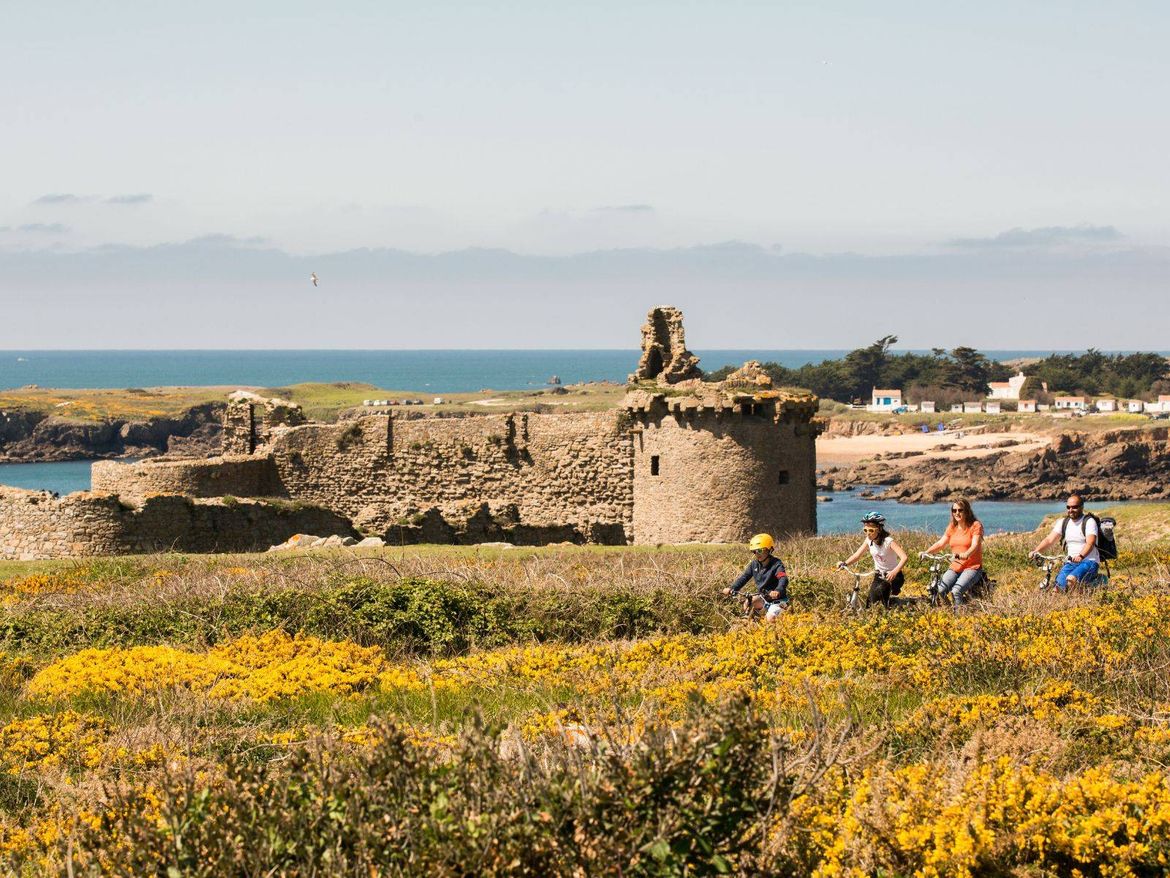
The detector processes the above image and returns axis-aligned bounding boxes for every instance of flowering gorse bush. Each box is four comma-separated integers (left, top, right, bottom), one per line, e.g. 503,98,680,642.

27,629,386,702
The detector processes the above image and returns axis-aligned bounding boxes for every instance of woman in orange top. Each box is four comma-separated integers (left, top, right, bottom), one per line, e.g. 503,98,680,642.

921,497,984,606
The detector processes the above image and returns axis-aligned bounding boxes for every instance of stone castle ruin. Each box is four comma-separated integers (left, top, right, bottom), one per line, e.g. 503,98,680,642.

0,308,823,559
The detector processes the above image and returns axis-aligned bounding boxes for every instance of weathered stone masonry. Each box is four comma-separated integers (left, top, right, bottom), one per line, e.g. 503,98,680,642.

628,393,819,545
0,486,354,560
0,308,824,558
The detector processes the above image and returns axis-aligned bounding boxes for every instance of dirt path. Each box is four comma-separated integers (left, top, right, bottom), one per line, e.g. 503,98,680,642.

816,429,1049,467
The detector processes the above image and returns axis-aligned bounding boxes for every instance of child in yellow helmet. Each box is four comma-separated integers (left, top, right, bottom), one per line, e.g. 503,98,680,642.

722,533,789,621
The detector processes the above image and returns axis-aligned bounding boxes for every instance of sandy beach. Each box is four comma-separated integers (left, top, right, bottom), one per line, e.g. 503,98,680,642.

816,428,1049,467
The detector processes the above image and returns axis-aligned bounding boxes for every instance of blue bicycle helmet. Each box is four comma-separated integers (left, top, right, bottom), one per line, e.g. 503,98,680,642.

860,511,886,525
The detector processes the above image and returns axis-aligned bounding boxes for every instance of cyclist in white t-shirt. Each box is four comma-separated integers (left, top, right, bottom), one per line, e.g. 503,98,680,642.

1030,494,1100,590
837,512,908,607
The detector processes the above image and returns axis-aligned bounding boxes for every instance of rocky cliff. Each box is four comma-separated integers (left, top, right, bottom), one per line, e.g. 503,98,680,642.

822,426,1170,502
0,403,223,462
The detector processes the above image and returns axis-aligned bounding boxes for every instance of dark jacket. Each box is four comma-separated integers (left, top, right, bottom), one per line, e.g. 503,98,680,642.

730,555,789,602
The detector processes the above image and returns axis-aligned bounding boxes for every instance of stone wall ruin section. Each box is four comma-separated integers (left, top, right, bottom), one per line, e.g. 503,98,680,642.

0,486,354,561
267,410,634,543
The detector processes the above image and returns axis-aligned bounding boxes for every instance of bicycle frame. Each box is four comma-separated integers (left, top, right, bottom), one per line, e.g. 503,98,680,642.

729,586,785,621
920,552,951,607
1034,553,1062,591
840,564,879,610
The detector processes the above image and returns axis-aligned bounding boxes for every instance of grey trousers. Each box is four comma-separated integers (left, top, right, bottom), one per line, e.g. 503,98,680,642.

940,568,983,605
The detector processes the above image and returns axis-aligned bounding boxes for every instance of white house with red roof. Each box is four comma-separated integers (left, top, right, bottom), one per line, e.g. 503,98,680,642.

987,372,1028,400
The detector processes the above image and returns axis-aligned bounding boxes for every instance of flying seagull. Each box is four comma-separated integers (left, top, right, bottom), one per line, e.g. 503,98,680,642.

310,272,318,287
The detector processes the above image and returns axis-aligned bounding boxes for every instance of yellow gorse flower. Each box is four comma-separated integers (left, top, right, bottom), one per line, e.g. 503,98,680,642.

27,630,386,703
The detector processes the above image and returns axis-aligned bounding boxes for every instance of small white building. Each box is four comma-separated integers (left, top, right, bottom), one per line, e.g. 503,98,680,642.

1095,398,1117,413
987,372,1029,400
868,388,904,412
950,403,965,413
984,401,1001,415
1147,395,1170,414
963,402,983,414
920,401,936,413
1053,396,1088,411
1018,400,1037,413
1127,399,1145,414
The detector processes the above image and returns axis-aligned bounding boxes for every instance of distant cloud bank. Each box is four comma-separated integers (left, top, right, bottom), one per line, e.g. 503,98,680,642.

592,204,655,213
103,193,153,205
947,224,1121,249
32,193,90,205
30,192,153,206
0,223,69,234
0,232,1165,349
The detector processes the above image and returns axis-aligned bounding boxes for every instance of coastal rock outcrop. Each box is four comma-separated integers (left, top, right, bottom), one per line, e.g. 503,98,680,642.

0,403,224,462
823,426,1170,502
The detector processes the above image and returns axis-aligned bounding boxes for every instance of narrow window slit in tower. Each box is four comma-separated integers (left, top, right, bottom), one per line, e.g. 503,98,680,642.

650,455,660,476
777,469,790,485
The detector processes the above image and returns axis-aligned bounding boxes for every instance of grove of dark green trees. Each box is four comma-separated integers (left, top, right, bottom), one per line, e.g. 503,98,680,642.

706,339,1169,404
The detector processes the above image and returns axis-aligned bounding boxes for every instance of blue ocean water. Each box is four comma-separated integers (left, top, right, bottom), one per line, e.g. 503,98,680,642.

1,349,1153,393
0,460,95,496
812,489,1139,536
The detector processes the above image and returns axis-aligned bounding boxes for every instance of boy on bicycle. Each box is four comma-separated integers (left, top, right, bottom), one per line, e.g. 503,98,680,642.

722,533,789,621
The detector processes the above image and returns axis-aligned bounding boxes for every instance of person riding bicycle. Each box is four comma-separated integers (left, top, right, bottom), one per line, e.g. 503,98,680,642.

837,512,908,607
722,533,789,621
921,497,985,606
1029,494,1099,591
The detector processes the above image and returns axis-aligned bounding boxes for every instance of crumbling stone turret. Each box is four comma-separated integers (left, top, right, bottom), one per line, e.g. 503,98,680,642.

629,306,702,385
723,360,773,389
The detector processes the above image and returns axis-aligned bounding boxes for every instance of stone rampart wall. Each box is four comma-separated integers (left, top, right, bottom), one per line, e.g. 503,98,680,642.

268,411,633,541
0,486,354,560
92,456,282,502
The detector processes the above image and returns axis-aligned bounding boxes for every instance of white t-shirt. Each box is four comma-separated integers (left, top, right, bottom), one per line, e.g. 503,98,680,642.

867,537,901,574
1051,515,1100,563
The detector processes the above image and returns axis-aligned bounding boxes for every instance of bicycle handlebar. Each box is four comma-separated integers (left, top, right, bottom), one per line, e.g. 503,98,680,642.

919,552,951,561
839,565,878,579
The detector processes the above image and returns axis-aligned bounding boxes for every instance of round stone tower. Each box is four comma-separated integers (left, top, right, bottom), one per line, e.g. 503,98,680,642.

626,391,821,544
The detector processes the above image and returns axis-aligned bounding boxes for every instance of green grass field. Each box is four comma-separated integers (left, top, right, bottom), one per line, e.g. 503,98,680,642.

3,505,1170,873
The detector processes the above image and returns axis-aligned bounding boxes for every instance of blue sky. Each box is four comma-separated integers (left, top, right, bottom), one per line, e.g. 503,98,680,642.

1,1,1167,347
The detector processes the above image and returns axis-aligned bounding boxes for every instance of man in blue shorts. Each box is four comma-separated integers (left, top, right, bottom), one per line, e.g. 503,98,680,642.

1029,494,1099,590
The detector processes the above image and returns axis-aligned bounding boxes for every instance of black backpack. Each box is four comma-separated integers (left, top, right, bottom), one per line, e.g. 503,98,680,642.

1061,512,1118,561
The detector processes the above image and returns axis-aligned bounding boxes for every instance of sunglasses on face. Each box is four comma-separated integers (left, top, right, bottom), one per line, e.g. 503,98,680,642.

951,508,962,513
1067,505,1082,510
